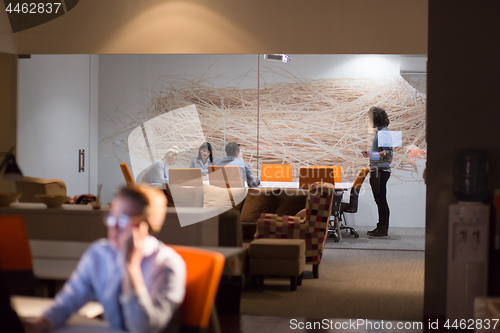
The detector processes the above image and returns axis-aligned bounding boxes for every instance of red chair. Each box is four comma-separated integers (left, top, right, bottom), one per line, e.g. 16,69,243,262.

0,216,35,295
170,245,225,333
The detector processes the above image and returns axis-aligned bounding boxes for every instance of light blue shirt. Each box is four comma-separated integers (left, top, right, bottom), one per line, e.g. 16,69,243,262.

189,157,219,175
142,160,168,184
370,126,393,171
43,237,186,333
216,156,258,187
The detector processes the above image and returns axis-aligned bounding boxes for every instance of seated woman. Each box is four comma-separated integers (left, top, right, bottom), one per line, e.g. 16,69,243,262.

141,146,179,184
189,142,218,177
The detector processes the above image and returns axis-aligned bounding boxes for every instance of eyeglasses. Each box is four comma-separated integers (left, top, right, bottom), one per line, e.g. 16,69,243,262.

106,213,143,229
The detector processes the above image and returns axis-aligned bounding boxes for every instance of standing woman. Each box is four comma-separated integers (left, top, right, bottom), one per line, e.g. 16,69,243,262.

190,142,218,177
361,107,393,238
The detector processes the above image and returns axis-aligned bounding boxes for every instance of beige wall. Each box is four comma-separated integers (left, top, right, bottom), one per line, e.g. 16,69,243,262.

0,53,17,192
10,0,427,54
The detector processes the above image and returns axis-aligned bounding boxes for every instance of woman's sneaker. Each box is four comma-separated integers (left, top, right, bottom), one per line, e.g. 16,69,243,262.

368,230,389,238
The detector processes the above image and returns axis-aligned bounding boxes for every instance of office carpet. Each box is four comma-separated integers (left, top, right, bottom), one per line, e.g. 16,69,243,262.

324,226,425,251
240,247,425,321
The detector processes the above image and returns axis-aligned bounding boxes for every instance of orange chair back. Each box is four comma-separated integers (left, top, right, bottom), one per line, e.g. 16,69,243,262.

261,164,292,182
299,166,340,188
352,168,370,190
0,216,32,271
120,162,134,187
170,245,225,330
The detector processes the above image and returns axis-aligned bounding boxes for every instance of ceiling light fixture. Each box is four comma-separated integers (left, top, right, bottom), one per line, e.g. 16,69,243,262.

263,54,292,63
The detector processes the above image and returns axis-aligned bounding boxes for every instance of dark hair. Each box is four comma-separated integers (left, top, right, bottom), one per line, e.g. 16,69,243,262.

198,142,214,163
369,106,390,128
115,186,149,216
225,142,240,157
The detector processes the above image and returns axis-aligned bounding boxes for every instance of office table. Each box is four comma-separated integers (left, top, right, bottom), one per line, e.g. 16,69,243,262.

28,241,248,314
195,246,248,315
259,181,352,190
11,296,113,332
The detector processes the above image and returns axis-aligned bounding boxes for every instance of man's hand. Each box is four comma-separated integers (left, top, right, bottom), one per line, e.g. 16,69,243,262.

127,222,148,269
361,150,369,158
121,221,149,291
23,317,50,333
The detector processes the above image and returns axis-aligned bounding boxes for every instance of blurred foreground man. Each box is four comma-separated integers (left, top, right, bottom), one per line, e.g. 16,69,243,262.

25,186,186,333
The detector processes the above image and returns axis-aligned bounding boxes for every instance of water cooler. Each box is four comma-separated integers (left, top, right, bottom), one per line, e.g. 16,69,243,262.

446,150,490,321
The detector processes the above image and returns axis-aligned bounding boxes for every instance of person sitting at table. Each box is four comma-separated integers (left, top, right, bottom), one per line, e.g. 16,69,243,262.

215,142,259,187
141,146,179,185
23,186,186,333
189,142,218,177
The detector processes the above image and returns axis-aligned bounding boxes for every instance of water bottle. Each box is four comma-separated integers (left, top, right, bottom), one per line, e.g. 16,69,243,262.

453,149,489,202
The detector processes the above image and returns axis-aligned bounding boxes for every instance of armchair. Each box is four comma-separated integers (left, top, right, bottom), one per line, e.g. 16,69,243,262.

254,182,335,278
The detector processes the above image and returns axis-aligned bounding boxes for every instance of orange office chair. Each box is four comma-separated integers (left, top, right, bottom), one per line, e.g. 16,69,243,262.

261,164,292,182
120,162,134,187
170,245,225,333
336,168,369,238
332,166,341,184
299,166,340,188
0,216,35,296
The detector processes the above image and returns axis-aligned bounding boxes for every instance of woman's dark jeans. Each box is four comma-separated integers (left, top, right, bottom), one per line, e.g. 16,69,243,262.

369,169,390,232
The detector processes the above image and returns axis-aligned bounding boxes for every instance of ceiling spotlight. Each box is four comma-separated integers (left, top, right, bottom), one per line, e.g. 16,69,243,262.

264,54,292,63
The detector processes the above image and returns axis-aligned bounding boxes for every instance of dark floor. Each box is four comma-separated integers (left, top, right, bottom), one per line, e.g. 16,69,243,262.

218,314,426,333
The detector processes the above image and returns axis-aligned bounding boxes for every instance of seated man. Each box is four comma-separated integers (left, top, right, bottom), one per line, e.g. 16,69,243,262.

141,146,179,184
215,142,259,187
24,186,186,333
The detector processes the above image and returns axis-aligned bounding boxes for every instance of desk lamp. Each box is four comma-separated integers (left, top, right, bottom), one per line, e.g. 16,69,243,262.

0,147,24,180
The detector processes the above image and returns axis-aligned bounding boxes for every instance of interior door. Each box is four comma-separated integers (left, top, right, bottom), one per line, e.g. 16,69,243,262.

18,55,90,197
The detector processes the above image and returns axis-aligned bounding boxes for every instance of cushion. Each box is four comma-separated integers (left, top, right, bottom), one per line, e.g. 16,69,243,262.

275,189,308,216
203,184,247,214
240,188,280,222
249,258,305,276
168,185,204,207
249,238,305,259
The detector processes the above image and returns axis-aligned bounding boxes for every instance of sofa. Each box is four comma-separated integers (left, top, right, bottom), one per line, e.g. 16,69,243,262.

164,184,308,243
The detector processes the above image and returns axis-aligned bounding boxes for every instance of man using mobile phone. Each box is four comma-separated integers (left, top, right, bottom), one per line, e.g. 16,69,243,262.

24,186,186,333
